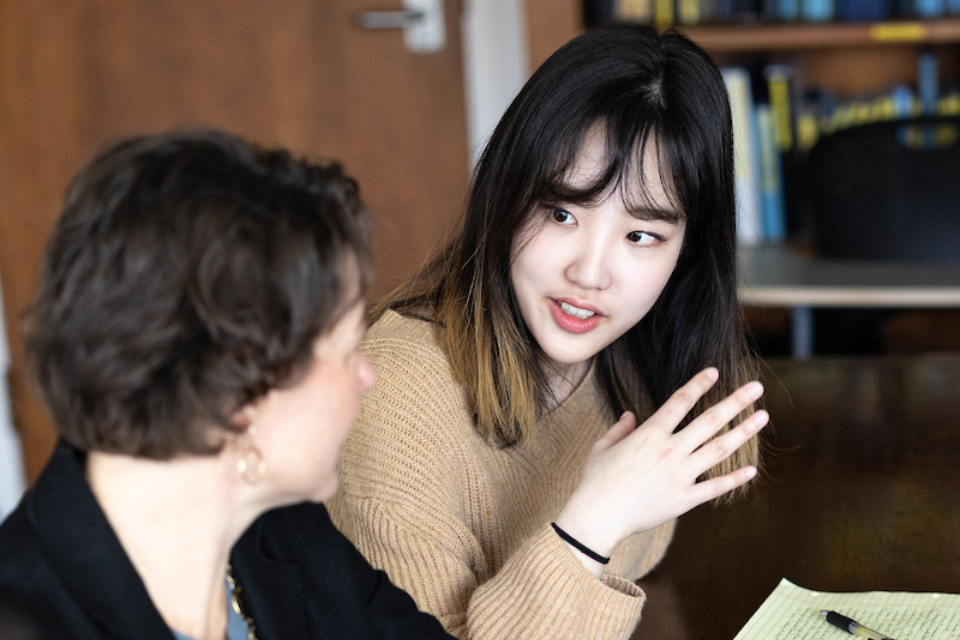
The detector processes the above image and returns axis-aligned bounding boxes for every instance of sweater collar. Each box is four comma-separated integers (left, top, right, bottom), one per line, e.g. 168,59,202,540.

548,362,602,420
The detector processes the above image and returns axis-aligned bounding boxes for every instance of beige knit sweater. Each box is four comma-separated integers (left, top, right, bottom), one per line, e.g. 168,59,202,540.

328,311,676,640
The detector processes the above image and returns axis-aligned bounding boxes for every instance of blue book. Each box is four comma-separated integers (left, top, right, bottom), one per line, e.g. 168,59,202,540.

837,0,891,20
778,0,801,19
714,0,739,20
763,0,780,20
802,0,835,21
914,0,945,17
756,105,786,242
891,85,915,118
918,52,940,115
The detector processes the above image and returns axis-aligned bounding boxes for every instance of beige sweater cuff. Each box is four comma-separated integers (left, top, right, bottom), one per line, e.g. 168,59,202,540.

467,525,645,640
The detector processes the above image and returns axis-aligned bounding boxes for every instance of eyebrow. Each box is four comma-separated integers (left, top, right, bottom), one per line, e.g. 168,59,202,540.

624,204,685,224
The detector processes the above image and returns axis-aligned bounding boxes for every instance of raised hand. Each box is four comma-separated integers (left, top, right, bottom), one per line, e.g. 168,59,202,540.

554,367,768,575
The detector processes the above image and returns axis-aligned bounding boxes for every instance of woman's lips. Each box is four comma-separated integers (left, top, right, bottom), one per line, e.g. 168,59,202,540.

550,298,603,333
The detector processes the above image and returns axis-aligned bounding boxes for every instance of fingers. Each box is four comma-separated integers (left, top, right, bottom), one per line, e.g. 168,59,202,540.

684,464,759,508
648,367,721,429
676,379,764,453
595,411,637,450
688,408,769,472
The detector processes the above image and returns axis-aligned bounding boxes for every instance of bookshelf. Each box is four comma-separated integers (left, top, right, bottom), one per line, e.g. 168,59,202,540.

683,16,960,50
688,19,960,112
698,18,960,357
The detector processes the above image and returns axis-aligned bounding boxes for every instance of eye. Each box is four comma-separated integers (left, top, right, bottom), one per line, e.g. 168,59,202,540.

626,230,662,246
548,207,575,225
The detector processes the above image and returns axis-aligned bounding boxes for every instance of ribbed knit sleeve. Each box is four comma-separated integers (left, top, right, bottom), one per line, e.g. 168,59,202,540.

466,525,644,638
328,311,673,640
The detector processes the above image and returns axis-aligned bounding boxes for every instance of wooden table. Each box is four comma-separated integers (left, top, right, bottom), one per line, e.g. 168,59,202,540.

633,355,960,640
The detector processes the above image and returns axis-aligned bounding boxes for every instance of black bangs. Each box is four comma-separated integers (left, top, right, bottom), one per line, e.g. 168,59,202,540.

533,108,685,222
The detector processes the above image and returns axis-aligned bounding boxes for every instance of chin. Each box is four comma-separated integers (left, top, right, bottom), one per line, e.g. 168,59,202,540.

541,346,596,367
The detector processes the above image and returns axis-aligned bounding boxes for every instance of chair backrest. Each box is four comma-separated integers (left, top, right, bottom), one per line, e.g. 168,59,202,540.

805,115,960,265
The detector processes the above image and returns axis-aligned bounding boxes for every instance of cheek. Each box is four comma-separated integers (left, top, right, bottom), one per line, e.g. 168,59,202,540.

330,368,365,428
511,235,555,293
340,392,362,429
623,258,680,311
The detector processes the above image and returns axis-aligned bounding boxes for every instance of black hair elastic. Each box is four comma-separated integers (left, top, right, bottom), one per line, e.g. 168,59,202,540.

551,523,610,564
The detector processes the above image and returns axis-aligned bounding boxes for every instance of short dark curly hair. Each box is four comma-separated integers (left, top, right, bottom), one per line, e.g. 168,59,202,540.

26,129,373,459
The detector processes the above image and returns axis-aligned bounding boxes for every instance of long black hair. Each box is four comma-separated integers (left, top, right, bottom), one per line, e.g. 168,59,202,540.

381,25,756,475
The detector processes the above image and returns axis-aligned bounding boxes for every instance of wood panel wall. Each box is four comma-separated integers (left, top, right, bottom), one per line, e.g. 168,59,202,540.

0,0,469,481
525,0,582,72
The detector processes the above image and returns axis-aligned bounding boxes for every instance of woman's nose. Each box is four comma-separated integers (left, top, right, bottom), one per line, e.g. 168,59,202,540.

565,238,612,290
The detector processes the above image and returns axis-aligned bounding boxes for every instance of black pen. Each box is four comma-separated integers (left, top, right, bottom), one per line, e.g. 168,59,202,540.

821,610,896,640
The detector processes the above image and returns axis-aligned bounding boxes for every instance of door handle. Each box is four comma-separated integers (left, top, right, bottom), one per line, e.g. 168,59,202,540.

354,0,445,54
355,9,424,30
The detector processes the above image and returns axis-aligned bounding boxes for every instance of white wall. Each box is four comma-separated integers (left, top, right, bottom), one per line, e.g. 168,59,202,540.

461,0,529,165
0,272,26,519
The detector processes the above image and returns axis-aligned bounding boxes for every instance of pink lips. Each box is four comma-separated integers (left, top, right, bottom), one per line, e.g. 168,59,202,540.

549,299,603,334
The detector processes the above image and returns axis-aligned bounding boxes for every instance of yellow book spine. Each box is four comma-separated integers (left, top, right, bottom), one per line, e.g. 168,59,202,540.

655,0,675,26
678,0,701,24
616,0,653,21
767,73,794,151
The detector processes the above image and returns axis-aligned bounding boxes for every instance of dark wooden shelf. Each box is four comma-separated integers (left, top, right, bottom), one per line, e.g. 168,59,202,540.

676,17,960,52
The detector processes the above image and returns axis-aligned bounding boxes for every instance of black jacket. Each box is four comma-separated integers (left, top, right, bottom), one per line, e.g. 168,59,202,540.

0,442,454,640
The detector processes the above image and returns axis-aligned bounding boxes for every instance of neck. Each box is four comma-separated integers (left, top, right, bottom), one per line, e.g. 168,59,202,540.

86,450,258,640
544,359,592,409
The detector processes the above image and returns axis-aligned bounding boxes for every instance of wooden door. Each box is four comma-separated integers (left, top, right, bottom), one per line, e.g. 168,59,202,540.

0,0,469,480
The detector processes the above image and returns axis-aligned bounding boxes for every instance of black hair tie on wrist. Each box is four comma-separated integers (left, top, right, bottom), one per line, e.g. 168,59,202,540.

551,522,610,564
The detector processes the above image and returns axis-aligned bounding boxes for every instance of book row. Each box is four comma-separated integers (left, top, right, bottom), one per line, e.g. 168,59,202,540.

587,0,960,26
723,52,959,244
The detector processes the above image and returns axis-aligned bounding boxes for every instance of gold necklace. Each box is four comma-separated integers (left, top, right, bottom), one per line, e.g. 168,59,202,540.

225,565,259,640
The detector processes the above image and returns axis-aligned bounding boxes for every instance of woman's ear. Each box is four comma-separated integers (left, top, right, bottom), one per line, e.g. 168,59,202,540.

230,401,259,431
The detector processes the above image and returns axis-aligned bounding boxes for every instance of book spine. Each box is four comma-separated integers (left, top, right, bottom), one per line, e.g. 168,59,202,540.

654,0,675,26
837,0,891,20
678,0,703,24
802,0,835,21
914,0,945,17
765,65,795,151
762,0,781,21
586,0,618,24
615,0,654,21
756,105,787,242
722,67,764,246
777,0,801,19
918,51,940,115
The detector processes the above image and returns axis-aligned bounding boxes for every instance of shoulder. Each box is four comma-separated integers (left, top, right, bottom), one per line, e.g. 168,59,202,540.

338,311,480,502
363,310,450,378
0,500,81,639
0,505,46,594
236,503,454,640
360,309,470,428
236,502,358,570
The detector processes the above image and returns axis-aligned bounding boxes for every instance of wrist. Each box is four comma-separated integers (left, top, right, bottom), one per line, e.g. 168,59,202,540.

553,509,621,561
551,522,610,564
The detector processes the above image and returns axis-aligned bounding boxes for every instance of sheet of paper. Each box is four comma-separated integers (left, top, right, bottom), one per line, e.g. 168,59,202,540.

734,578,960,640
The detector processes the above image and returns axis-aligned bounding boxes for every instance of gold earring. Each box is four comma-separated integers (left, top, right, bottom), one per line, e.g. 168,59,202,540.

237,427,266,485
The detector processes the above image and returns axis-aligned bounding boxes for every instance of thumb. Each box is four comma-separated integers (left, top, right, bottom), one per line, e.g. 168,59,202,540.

597,411,637,449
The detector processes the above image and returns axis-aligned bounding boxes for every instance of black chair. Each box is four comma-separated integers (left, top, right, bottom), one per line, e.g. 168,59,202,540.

805,115,960,265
